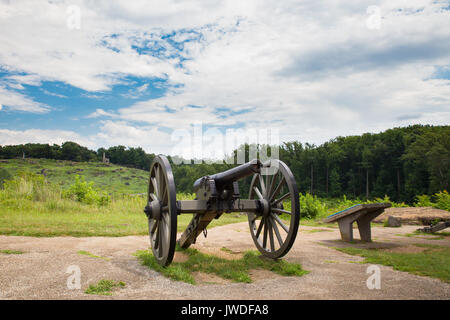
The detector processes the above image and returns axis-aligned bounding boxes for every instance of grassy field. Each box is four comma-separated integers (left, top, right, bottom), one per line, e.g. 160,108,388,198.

0,194,248,237
0,158,149,195
0,158,265,237
1,158,449,285
0,158,446,238
336,244,450,283
136,246,308,284
84,279,126,296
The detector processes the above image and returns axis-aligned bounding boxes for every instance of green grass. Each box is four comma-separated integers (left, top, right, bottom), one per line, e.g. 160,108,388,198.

0,249,24,254
77,250,109,260
0,201,248,237
1,157,436,238
324,260,338,263
302,228,333,233
0,163,248,237
335,244,450,283
300,220,337,228
220,247,234,254
396,230,450,240
0,158,149,195
84,279,126,296
135,246,308,285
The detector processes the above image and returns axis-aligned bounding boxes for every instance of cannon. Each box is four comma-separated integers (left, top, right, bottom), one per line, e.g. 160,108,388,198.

144,155,300,266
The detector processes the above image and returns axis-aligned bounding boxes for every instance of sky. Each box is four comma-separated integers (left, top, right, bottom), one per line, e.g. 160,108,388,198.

0,0,449,157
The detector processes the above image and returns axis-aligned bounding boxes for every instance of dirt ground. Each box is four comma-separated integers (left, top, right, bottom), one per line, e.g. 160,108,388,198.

0,222,449,300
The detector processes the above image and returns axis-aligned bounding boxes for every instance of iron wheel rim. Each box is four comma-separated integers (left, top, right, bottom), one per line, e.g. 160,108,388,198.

147,155,177,266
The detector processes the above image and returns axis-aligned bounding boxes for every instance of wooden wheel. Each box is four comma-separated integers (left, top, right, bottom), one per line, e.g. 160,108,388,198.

144,155,177,266
248,159,300,259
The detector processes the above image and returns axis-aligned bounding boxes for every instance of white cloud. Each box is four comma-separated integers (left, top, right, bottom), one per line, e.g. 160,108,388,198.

0,0,449,154
0,128,95,148
0,86,50,113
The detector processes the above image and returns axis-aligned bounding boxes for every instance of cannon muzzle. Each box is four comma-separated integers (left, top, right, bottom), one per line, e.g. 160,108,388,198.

193,159,261,191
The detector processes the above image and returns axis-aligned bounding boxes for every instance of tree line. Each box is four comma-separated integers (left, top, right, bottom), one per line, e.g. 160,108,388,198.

0,124,448,203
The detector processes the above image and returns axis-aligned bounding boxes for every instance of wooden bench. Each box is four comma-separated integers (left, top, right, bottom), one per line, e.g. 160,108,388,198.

324,203,392,242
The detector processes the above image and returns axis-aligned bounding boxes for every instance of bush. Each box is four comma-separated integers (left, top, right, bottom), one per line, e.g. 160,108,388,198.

433,190,450,211
62,175,110,206
413,191,450,211
367,195,408,208
0,168,12,188
0,171,59,202
299,193,327,219
414,194,433,207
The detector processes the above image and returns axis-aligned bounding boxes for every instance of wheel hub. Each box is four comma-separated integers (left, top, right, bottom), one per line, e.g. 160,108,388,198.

259,198,271,217
144,200,162,220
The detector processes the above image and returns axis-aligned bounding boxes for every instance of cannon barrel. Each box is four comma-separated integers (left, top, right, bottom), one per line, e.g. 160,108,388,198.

193,159,261,191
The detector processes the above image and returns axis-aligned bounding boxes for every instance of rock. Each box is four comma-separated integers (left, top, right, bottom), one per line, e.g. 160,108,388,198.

385,215,402,227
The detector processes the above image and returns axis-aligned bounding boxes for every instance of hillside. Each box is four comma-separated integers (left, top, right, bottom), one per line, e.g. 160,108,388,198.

0,158,149,195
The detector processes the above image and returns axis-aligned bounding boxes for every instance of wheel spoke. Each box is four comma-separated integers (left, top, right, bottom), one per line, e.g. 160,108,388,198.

156,166,161,195
154,222,160,250
150,219,158,233
272,214,289,233
151,177,159,198
161,186,168,204
272,192,290,206
157,223,163,257
272,208,292,215
271,216,284,247
161,219,168,257
159,167,168,202
162,211,170,224
258,174,266,197
263,220,268,249
256,217,265,238
270,176,285,202
268,219,275,251
267,171,279,200
253,186,264,200
150,193,158,201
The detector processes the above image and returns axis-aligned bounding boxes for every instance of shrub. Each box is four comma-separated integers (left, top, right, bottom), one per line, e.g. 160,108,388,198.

299,193,327,219
413,191,450,211
62,175,110,206
367,195,408,208
0,171,59,202
414,194,433,207
0,168,12,188
433,190,450,211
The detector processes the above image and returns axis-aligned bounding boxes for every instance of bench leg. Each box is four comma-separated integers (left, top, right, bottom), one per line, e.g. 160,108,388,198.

356,218,372,242
356,209,384,242
338,219,354,242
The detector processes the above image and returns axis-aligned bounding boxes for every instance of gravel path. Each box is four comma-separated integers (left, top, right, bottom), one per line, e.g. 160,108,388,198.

0,223,449,300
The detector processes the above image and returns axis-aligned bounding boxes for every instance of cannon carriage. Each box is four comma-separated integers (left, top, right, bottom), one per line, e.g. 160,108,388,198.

144,155,300,266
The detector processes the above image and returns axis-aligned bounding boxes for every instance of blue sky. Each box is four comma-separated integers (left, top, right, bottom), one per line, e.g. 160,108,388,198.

0,0,449,155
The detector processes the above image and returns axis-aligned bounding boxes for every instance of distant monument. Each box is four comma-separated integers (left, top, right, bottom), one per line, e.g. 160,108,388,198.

102,152,110,164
